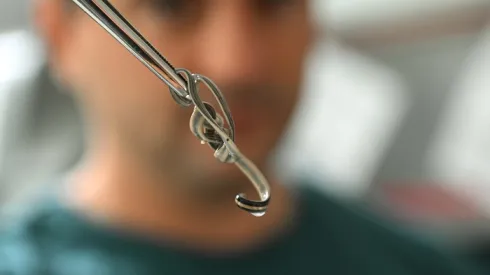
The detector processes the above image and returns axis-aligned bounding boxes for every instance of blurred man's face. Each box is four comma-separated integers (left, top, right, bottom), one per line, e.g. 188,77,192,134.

43,0,313,188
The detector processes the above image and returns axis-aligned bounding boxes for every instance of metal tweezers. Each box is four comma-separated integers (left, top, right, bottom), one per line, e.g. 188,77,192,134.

70,0,271,216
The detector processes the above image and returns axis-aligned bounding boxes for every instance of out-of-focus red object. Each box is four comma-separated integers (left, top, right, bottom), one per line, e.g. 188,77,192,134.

380,182,484,222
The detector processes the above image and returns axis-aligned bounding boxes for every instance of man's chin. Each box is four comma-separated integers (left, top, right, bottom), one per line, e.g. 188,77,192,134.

197,163,245,183
176,170,251,204
181,140,269,187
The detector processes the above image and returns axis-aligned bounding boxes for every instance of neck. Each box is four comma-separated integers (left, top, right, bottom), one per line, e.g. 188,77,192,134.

63,136,297,254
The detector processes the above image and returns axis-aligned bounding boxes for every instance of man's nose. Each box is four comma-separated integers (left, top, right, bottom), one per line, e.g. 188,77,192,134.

193,7,267,84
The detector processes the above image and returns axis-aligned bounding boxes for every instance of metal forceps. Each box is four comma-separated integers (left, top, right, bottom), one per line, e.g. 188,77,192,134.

70,0,271,216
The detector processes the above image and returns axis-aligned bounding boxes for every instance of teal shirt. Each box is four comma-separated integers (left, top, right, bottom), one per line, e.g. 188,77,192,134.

0,185,484,275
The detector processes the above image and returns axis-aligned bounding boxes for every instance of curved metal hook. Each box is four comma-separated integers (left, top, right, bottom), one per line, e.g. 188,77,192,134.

179,69,271,216
190,110,271,216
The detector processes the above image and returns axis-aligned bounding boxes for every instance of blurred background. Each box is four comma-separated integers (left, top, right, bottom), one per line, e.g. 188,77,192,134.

1,0,489,253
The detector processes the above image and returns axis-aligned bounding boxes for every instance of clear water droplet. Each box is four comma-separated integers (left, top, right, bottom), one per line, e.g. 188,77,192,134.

250,211,266,217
